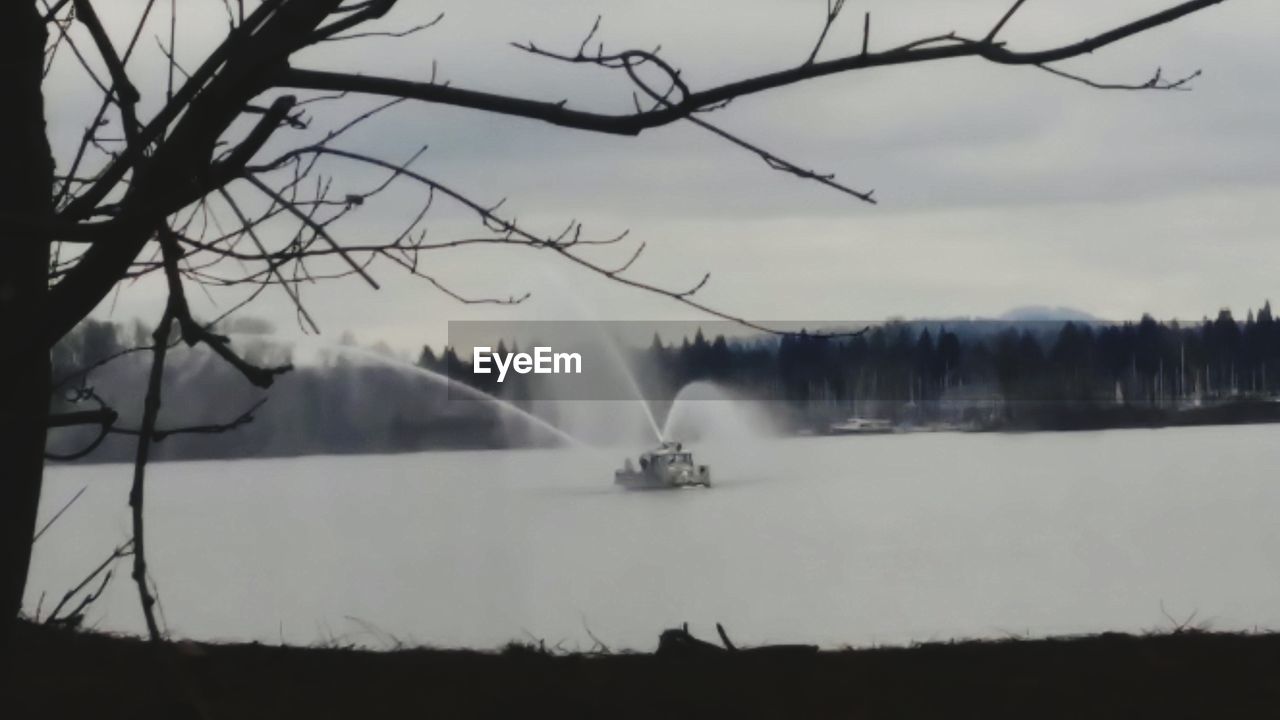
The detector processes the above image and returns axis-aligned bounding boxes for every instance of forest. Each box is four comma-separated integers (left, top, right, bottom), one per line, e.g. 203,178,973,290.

45,303,1280,462
427,302,1280,420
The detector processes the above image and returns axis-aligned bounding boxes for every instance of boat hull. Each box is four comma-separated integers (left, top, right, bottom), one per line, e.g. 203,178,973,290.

827,426,895,435
614,468,711,490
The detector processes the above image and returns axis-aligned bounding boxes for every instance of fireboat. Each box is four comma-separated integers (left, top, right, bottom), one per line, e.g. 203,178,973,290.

615,441,711,489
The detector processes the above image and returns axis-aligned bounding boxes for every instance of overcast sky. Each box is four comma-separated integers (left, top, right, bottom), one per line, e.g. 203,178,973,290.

57,0,1280,352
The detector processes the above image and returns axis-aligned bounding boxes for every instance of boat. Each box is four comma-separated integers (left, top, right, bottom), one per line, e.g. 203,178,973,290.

827,417,895,435
615,441,711,489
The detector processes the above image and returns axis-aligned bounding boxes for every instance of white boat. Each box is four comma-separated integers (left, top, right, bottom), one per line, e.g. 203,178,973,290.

615,441,711,489
828,417,895,435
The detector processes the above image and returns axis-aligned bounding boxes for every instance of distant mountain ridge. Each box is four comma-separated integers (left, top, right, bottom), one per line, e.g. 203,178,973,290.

901,306,1103,327
997,306,1102,323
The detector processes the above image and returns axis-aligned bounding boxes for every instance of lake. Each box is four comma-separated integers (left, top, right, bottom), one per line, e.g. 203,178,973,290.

24,425,1280,650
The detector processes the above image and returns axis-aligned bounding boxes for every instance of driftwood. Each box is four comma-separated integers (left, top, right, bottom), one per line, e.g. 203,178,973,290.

656,623,818,659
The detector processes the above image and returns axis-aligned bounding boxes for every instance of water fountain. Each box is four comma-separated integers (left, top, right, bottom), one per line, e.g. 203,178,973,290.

534,267,666,445
232,335,583,448
661,381,780,445
597,329,664,443
226,332,773,455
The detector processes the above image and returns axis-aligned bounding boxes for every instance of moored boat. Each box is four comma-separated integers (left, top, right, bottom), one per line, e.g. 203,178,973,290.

828,417,895,435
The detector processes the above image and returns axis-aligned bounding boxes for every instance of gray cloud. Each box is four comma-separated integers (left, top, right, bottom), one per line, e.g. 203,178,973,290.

58,1,1280,352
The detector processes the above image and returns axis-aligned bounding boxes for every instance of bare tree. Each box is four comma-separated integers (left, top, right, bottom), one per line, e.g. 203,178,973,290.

0,0,1227,644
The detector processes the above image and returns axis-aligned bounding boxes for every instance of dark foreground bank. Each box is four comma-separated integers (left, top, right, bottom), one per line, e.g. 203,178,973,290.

5,622,1280,719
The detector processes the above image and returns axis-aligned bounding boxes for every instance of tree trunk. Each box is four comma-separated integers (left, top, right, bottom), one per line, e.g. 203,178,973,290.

1,1,55,647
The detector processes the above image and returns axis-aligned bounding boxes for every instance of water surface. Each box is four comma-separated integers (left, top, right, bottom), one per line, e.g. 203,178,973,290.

26,425,1280,650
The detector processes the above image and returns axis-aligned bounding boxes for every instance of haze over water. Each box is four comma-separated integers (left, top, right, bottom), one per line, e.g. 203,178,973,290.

27,425,1280,650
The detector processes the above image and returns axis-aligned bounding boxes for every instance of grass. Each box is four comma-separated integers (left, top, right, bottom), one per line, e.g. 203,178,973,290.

6,620,1280,718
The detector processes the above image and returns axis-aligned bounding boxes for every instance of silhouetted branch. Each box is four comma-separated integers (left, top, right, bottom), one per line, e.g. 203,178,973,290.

217,187,321,334
46,408,117,429
129,304,171,642
39,0,1227,350
1038,64,1201,91
986,0,1030,43
716,622,738,651
210,95,299,183
251,145,867,337
377,251,531,306
44,410,116,461
308,0,397,42
110,398,268,441
45,382,120,461
32,486,87,544
278,0,1225,143
42,0,73,22
70,0,141,117
51,0,155,208
243,174,380,290
158,227,293,388
50,342,157,390
45,540,133,627
807,0,848,65
321,12,444,43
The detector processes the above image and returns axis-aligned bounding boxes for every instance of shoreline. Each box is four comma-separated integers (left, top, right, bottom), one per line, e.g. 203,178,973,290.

47,401,1280,466
9,620,1280,718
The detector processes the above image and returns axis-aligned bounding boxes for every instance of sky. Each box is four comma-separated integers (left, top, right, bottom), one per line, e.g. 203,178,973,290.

50,0,1280,352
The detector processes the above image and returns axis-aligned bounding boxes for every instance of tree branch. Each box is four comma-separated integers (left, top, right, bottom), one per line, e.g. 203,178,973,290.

158,227,293,388
129,305,171,642
274,0,1226,138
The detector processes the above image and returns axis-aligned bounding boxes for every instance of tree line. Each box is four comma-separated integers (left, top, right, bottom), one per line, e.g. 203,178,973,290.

426,303,1280,420
48,302,1280,463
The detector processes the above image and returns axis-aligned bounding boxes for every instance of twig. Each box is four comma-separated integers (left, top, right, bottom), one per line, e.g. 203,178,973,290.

1038,63,1200,91
716,622,738,651
32,486,87,543
46,540,133,626
807,0,847,65
129,304,172,642
987,0,1030,43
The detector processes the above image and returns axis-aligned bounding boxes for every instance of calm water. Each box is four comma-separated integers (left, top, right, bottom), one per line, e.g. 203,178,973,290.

25,425,1280,650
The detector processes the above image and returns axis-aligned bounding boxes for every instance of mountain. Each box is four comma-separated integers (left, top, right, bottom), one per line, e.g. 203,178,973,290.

997,305,1101,323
